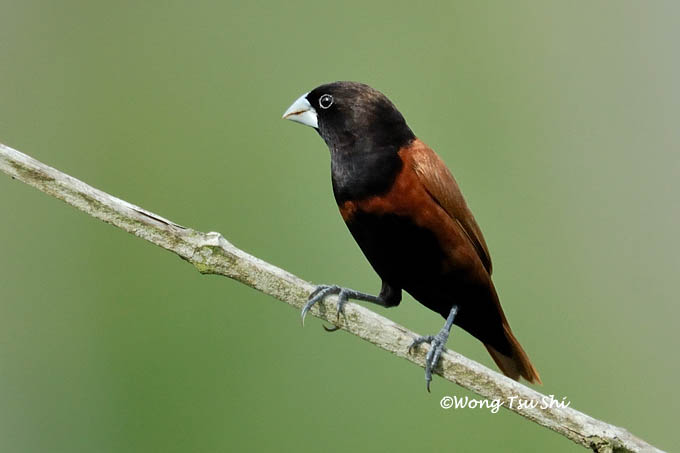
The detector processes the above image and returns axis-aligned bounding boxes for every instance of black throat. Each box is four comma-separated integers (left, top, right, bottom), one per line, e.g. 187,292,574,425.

329,142,403,204
324,122,415,204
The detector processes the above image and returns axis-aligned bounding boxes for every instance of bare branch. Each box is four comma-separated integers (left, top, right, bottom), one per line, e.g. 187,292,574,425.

0,142,663,453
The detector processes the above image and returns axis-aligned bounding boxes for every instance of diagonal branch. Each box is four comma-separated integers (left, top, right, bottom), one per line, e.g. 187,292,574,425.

0,142,663,453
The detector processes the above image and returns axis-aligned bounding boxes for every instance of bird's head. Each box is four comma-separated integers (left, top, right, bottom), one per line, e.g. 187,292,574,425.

282,81,415,152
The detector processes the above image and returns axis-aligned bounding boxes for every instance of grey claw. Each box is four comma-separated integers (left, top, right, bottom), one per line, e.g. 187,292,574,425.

302,286,332,325
408,335,434,353
301,284,379,326
423,342,436,392
301,285,342,326
409,306,458,391
308,284,336,300
336,290,350,316
407,334,448,392
431,343,445,370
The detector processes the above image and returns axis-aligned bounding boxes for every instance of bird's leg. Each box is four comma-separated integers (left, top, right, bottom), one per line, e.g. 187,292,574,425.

408,306,459,392
301,284,386,325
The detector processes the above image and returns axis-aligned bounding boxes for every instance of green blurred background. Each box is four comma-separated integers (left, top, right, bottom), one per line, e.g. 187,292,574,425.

1,1,677,451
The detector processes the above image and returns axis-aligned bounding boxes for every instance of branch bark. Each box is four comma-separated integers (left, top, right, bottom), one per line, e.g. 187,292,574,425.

0,141,663,453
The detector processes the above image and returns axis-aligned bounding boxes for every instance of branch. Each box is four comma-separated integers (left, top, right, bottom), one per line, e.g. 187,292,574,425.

0,141,663,453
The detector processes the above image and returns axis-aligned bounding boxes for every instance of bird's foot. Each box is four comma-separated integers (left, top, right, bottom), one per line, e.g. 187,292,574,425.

301,284,371,325
408,326,452,392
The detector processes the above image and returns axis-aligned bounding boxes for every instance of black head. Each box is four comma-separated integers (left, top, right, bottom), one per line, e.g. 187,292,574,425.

283,81,415,153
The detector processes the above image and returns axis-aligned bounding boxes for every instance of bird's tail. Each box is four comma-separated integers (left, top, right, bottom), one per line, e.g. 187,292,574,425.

484,323,542,384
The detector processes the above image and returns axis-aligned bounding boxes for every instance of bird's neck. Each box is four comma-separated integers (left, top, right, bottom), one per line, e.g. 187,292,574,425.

329,139,406,205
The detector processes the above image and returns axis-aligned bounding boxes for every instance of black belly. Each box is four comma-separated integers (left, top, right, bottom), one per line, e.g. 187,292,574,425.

346,211,510,354
346,211,446,283
346,211,456,313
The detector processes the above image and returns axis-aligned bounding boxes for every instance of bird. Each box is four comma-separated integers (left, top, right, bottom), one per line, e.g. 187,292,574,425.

282,81,541,390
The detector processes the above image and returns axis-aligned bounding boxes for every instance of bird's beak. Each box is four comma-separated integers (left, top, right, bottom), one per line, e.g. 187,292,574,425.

282,92,318,128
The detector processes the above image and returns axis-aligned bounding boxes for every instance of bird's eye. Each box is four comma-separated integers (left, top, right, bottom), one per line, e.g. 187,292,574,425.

319,94,333,109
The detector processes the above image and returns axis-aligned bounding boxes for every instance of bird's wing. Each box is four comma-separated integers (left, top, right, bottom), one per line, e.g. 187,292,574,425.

407,141,493,274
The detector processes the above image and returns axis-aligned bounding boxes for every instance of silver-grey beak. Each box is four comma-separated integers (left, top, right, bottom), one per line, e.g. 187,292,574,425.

282,92,318,128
